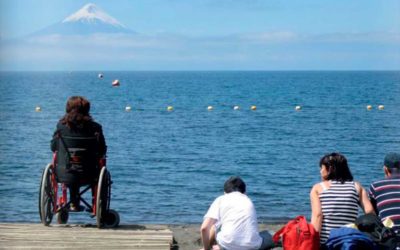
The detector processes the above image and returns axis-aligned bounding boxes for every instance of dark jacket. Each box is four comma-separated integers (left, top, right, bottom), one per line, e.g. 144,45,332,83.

51,121,107,184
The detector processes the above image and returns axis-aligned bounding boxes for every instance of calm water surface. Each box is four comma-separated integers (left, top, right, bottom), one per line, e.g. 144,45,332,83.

0,71,399,224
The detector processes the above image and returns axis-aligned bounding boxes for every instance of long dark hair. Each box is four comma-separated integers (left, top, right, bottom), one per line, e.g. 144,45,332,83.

320,152,353,183
60,96,93,129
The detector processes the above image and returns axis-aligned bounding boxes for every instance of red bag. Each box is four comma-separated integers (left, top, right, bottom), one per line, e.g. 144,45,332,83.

273,215,320,250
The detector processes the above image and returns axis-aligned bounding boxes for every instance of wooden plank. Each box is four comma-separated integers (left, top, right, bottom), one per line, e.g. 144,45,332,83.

0,232,172,239
1,246,170,250
0,223,173,250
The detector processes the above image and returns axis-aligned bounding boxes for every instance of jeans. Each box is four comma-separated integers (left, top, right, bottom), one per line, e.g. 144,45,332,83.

259,230,274,250
216,230,274,250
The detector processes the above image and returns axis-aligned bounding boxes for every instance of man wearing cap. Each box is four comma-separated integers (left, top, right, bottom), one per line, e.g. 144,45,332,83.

369,153,400,233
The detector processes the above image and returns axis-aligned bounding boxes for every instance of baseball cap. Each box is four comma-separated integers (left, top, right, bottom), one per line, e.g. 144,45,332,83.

384,153,400,169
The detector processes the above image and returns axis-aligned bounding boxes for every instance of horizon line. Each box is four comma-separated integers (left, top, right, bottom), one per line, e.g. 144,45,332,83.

1,69,400,72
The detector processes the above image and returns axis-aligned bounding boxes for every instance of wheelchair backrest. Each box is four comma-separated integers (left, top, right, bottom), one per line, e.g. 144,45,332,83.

57,135,99,172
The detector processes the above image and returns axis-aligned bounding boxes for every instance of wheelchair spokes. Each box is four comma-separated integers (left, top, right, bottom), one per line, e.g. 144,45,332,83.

96,167,111,228
39,164,56,226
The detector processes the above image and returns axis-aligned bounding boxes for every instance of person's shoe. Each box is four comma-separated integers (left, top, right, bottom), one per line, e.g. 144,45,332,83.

212,245,221,250
69,204,84,212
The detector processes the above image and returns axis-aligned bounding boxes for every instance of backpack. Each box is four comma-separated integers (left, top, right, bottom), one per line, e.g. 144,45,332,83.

355,214,400,250
272,215,320,250
325,227,377,250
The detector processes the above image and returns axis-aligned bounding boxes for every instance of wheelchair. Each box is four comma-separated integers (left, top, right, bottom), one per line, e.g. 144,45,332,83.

39,134,119,228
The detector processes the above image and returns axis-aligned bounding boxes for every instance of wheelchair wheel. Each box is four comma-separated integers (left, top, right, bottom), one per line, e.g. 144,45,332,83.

96,167,111,228
103,209,120,228
39,164,55,226
56,208,69,224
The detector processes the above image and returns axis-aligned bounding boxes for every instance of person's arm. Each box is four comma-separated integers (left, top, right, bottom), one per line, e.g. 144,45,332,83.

368,184,378,214
50,127,59,152
356,182,375,214
310,184,322,232
200,217,217,250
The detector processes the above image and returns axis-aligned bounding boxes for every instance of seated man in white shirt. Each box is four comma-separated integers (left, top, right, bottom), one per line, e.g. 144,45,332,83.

200,176,274,250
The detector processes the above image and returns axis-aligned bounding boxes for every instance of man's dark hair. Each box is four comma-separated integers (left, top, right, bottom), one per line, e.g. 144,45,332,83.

384,153,400,174
224,176,246,194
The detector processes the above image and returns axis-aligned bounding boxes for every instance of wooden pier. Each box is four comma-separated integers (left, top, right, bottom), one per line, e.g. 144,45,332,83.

0,223,174,250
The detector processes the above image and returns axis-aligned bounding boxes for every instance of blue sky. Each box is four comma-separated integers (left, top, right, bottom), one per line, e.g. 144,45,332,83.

0,0,399,70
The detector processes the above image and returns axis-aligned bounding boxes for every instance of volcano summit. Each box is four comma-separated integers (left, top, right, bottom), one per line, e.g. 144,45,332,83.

31,3,134,36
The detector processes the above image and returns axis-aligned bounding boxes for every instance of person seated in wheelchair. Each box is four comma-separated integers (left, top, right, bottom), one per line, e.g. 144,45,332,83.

51,96,107,212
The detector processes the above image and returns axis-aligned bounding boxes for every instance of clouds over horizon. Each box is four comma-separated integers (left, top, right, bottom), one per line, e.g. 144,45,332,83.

1,30,399,70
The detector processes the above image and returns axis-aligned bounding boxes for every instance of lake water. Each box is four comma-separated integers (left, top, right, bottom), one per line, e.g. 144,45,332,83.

0,71,399,224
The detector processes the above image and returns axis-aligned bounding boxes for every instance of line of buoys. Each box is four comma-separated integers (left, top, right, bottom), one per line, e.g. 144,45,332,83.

36,105,388,112
102,76,386,114
112,79,120,87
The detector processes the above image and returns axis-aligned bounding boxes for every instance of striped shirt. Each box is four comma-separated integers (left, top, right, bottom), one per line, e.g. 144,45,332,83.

319,181,359,244
369,175,400,232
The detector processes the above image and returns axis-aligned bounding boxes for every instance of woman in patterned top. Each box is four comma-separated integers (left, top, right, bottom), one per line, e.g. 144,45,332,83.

309,152,374,245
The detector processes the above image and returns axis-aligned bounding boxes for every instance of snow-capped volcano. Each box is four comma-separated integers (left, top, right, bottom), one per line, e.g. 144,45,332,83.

31,3,134,36
62,3,125,28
